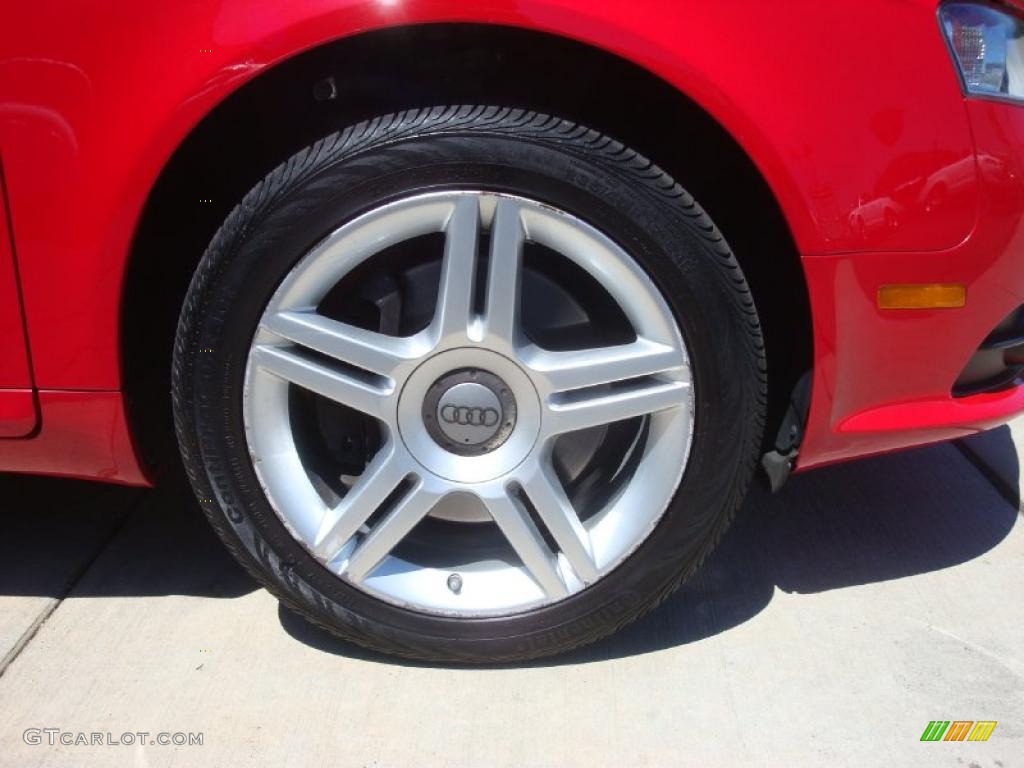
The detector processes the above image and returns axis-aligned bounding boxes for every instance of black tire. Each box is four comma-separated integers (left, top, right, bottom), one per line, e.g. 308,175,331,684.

172,106,766,663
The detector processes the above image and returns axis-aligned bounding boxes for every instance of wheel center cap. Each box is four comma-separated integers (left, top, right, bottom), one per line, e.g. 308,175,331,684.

438,383,502,442
398,349,539,483
423,369,517,456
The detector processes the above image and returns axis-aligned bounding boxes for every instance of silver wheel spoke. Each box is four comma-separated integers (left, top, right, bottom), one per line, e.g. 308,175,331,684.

344,480,439,582
262,310,422,379
433,196,480,341
524,339,686,393
545,379,689,436
480,198,525,346
250,345,391,417
485,493,568,599
521,462,598,585
313,442,409,561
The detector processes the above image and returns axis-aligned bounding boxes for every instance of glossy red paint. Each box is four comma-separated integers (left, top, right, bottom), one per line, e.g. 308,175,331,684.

0,160,36,437
0,0,1022,483
0,391,146,484
0,391,36,439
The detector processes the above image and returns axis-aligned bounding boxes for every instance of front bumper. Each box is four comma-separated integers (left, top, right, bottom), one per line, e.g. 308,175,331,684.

799,99,1024,470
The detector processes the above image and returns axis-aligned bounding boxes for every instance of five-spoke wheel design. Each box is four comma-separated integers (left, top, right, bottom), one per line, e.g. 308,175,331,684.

243,191,694,616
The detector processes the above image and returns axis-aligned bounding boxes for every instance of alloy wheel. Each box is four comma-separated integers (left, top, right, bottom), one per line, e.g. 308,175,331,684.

242,190,694,616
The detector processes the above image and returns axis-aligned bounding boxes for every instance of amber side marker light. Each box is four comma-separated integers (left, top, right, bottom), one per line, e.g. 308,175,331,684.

877,284,966,310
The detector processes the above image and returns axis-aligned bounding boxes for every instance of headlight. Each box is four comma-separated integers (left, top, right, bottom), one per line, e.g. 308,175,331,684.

940,1,1024,102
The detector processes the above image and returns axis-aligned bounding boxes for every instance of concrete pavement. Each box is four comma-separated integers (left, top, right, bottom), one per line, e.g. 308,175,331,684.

0,427,1021,767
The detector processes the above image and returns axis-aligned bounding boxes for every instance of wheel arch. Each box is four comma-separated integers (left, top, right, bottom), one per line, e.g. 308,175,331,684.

121,22,812,473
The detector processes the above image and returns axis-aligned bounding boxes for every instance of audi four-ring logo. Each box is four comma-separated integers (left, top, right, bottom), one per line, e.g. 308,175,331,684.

440,404,500,427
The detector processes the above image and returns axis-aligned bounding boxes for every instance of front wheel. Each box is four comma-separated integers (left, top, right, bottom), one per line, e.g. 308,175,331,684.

172,107,766,662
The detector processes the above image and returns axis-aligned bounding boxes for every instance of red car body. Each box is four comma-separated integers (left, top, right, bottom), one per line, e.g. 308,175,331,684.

2,0,1023,485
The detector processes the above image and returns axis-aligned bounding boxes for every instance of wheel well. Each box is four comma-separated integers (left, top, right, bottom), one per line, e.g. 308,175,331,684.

123,23,812,472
